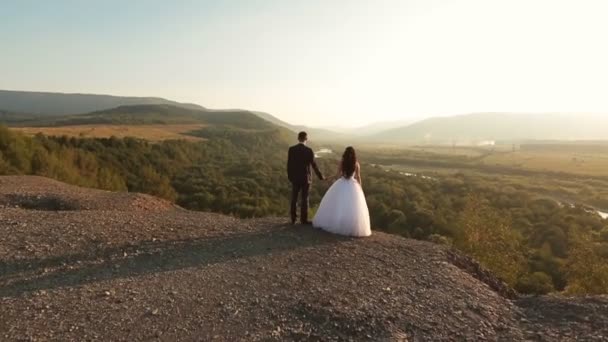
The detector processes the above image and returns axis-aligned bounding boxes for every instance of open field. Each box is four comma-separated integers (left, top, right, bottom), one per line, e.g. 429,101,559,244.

355,143,608,178
354,144,498,158
12,124,206,141
480,146,608,177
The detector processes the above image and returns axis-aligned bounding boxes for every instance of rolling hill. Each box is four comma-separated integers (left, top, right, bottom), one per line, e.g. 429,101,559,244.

333,119,421,137
0,89,204,116
0,90,343,141
371,112,608,144
7,104,296,143
251,110,350,142
0,110,41,123
20,104,276,129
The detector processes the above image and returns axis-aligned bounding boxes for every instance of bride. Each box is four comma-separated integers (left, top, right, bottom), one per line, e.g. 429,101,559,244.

313,146,371,237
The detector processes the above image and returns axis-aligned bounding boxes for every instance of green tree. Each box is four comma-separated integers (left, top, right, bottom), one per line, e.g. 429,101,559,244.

515,272,555,295
454,195,526,286
565,232,608,295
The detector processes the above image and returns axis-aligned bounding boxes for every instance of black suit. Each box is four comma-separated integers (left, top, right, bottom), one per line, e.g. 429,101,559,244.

287,143,324,223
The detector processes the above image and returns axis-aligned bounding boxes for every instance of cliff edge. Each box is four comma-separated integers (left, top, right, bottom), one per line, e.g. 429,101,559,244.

0,176,606,341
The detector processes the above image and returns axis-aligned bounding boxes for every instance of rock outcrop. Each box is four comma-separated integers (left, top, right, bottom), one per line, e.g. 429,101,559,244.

0,176,606,341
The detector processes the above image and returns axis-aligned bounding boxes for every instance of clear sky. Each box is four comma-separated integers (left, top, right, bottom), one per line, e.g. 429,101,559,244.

1,0,607,127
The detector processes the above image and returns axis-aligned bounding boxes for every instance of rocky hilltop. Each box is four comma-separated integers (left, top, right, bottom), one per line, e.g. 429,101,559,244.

0,176,607,341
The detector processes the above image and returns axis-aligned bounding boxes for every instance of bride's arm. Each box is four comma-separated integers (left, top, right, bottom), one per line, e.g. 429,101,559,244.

334,162,342,180
355,162,362,186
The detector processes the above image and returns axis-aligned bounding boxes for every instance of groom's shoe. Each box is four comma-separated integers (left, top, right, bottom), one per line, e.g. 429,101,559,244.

301,220,313,225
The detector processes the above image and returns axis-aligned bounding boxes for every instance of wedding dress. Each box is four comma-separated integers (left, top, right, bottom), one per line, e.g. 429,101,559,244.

312,163,371,237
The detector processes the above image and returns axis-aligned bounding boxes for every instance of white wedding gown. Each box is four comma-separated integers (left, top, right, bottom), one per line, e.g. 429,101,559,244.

313,176,371,237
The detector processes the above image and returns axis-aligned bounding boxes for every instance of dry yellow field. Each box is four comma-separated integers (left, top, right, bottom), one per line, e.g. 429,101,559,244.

372,144,608,177
481,150,608,176
13,124,206,142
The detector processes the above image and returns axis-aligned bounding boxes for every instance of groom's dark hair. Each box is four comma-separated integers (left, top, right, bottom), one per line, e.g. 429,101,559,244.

298,131,308,142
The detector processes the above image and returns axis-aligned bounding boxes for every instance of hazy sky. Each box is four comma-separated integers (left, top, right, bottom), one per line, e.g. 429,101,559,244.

2,0,608,127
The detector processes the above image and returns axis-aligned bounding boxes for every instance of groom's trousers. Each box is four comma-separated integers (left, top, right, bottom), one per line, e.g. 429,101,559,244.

290,182,310,223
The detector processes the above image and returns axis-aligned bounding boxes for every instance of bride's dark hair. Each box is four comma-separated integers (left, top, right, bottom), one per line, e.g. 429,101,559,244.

341,146,357,178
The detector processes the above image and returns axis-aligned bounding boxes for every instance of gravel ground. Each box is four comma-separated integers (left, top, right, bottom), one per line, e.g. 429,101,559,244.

0,176,607,341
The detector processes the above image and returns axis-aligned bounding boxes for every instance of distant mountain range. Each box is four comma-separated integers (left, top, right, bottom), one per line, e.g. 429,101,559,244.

370,112,608,144
2,90,608,144
250,110,349,141
0,90,342,142
21,104,280,131
332,119,422,137
0,90,205,116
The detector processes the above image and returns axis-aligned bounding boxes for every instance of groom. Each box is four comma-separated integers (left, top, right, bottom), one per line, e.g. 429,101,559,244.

287,131,324,225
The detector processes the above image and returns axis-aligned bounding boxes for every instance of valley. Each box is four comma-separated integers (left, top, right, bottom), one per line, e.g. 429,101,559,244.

356,143,608,214
1,90,608,299
5,1,608,339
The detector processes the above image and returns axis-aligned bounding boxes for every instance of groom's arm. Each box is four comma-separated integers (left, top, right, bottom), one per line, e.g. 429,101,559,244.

309,149,324,180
